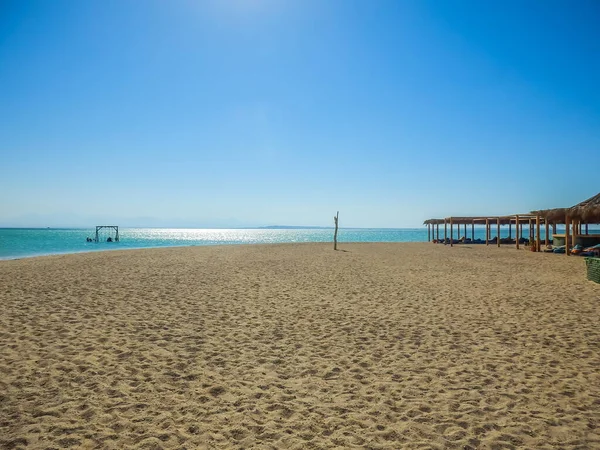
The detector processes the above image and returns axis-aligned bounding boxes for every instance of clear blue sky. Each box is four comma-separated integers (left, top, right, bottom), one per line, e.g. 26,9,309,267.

1,0,599,228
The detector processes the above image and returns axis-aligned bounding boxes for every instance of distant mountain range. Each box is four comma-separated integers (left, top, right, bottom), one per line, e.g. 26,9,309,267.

259,226,333,229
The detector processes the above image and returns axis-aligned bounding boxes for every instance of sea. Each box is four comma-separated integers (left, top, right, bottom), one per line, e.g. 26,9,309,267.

0,226,561,260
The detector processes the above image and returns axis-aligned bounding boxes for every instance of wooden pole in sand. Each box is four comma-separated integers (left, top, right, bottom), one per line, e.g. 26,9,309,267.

508,221,512,239
428,224,431,242
497,218,501,247
516,215,520,249
565,215,570,256
437,223,439,241
585,223,589,235
450,218,454,247
471,221,475,241
333,211,339,251
485,219,489,246
536,215,541,252
545,219,549,248
572,219,578,249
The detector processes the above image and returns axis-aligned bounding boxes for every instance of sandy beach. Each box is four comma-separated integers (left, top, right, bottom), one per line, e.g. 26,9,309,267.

1,243,599,449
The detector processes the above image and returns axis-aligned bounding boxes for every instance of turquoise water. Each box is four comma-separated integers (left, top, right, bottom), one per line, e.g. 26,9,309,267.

0,226,575,260
0,228,426,260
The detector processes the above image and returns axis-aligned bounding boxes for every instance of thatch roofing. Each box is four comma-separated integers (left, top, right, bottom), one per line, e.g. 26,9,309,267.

570,193,600,222
424,215,544,226
425,193,600,227
423,219,444,225
530,208,567,223
531,192,600,224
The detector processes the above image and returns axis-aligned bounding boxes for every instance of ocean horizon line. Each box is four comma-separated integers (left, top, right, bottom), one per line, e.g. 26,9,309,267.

0,225,427,231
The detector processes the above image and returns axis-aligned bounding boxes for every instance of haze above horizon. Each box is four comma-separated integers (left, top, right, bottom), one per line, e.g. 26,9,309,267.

1,0,599,228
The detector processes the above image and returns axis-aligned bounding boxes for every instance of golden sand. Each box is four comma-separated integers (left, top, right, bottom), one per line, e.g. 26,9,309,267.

1,243,599,449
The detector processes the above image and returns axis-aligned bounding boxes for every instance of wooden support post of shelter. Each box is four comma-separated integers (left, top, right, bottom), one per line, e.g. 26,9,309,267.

497,218,501,247
528,219,532,243
565,215,570,256
515,215,520,249
436,224,439,240
536,215,541,252
427,224,431,242
485,219,489,246
95,225,119,243
450,218,454,247
544,220,549,247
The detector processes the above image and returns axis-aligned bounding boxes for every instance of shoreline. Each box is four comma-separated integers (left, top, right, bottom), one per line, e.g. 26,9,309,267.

1,239,448,262
0,240,409,262
1,238,584,263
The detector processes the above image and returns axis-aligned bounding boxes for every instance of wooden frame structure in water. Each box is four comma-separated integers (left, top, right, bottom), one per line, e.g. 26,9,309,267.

95,225,119,243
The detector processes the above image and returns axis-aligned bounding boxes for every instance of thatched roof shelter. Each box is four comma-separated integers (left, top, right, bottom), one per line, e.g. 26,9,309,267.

569,193,600,223
531,192,600,224
530,208,567,224
424,193,600,255
529,192,600,256
422,214,548,250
